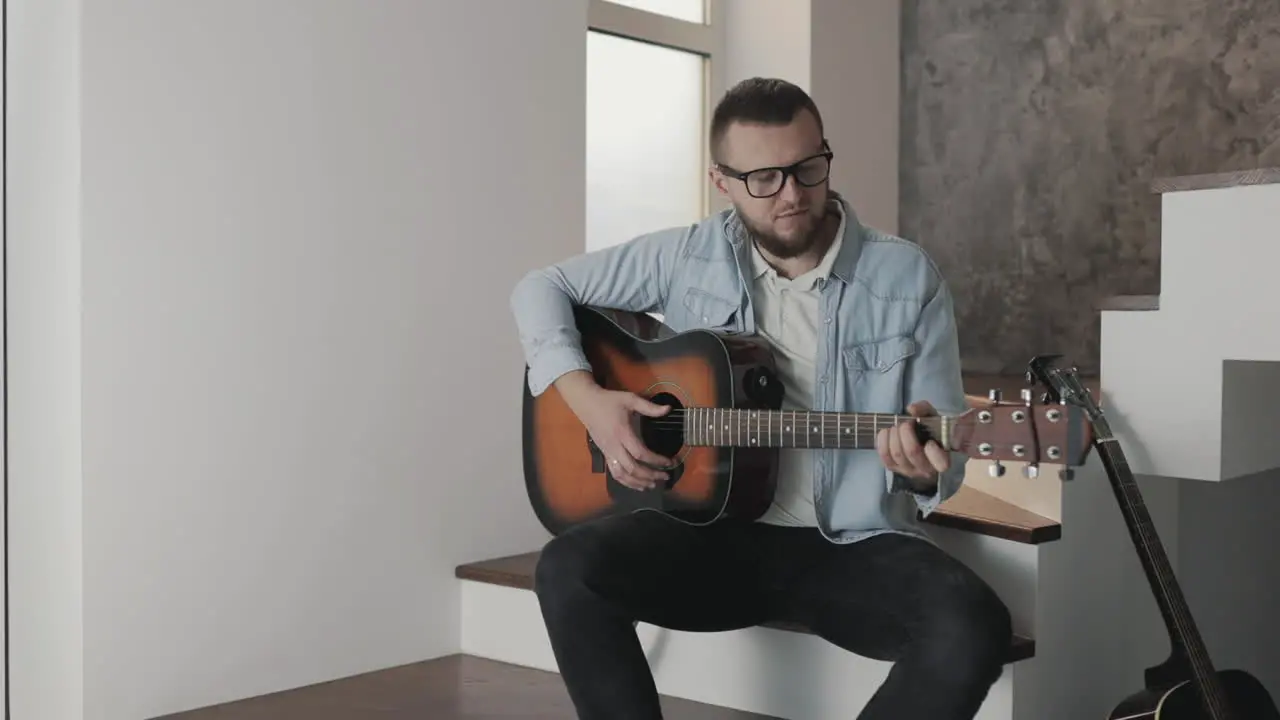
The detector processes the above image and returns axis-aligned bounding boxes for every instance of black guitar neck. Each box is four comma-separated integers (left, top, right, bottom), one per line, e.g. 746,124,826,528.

1091,418,1215,689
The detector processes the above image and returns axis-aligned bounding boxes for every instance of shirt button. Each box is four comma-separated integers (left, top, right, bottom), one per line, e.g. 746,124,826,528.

820,375,828,384
824,316,832,324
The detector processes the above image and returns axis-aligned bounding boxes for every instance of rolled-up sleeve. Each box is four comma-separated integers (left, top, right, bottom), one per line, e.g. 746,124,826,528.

510,226,691,396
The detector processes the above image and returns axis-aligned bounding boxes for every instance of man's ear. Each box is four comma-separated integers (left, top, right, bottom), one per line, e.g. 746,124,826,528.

707,168,729,197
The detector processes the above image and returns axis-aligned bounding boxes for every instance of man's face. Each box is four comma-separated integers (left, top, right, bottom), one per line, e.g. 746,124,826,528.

711,109,831,259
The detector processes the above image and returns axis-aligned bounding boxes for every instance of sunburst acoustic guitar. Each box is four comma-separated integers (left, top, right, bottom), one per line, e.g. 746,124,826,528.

520,305,1095,535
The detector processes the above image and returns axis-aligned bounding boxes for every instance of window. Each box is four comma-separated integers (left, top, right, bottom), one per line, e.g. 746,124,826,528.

585,0,722,253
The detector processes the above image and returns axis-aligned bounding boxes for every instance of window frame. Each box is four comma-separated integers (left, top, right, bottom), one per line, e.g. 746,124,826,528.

587,0,724,218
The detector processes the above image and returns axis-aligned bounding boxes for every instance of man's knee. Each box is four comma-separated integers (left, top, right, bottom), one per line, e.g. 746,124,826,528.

534,530,596,609
935,581,1013,674
968,590,1013,662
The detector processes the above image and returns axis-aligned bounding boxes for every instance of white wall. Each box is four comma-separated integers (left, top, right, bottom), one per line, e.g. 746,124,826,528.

7,0,86,718
1,0,8,707
10,1,587,718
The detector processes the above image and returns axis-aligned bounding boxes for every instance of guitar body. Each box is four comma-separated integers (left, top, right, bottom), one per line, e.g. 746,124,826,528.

1108,668,1279,719
522,305,783,535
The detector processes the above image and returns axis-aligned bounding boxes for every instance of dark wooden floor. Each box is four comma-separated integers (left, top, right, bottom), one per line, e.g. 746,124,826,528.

151,653,780,720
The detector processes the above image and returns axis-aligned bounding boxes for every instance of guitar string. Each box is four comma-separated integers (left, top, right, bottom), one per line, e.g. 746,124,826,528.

1110,453,1227,717
630,428,1050,453
639,411,1040,453
1110,454,1218,705
1125,487,1226,716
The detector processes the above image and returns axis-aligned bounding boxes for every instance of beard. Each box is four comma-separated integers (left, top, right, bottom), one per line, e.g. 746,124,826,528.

738,202,829,260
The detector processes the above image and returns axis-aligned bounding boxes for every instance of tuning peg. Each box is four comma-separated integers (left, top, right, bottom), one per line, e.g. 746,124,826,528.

1058,468,1075,481
1020,388,1033,404
988,461,1006,478
1023,463,1040,479
988,389,1002,403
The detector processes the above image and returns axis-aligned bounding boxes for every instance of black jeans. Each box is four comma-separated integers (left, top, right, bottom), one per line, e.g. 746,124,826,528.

534,510,1013,720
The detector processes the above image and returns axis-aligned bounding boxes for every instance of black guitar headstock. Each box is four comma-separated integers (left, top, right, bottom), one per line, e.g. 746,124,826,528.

1026,354,1102,421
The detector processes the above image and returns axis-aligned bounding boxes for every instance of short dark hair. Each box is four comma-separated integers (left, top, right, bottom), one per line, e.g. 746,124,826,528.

709,77,824,164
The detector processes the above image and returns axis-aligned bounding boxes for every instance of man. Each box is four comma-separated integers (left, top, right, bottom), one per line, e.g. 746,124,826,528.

509,78,1012,720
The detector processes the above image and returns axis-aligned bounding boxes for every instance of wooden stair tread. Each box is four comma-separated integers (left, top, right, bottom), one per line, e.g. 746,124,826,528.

927,484,1060,544
456,552,1036,663
150,653,777,719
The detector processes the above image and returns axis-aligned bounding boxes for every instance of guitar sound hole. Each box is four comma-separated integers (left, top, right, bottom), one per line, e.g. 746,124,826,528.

640,391,686,467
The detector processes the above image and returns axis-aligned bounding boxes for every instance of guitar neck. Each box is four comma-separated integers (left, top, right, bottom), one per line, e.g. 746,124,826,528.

1092,417,1231,715
681,408,947,450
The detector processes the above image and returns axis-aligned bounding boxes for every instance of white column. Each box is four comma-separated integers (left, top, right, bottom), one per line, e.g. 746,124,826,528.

810,0,900,234
7,0,86,718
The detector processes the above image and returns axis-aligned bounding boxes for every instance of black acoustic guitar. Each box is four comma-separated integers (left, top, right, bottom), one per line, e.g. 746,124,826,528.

1028,356,1278,720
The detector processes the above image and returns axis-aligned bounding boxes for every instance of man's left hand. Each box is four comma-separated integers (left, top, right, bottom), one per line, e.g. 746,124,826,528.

876,400,951,482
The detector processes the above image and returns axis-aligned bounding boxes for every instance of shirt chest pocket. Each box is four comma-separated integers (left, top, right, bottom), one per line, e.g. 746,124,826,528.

681,288,741,332
842,334,917,409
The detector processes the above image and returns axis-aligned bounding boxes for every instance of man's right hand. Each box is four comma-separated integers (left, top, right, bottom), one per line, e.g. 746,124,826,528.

555,372,673,491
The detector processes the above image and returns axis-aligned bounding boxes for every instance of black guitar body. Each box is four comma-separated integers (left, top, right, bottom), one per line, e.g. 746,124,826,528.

1109,669,1279,719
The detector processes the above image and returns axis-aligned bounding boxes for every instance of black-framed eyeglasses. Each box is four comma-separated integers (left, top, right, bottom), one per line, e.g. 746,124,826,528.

716,141,834,198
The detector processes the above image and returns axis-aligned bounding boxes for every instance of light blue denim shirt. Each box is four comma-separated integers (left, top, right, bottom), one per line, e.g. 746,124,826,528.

510,193,968,544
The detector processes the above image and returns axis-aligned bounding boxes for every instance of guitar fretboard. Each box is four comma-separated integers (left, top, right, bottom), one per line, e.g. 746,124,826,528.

682,408,945,449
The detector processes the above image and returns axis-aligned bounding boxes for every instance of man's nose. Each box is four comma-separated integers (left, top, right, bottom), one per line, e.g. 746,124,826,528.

778,173,803,203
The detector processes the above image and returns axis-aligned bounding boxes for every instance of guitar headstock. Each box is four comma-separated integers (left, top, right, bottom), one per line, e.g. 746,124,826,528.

1026,354,1103,420
949,359,1096,480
